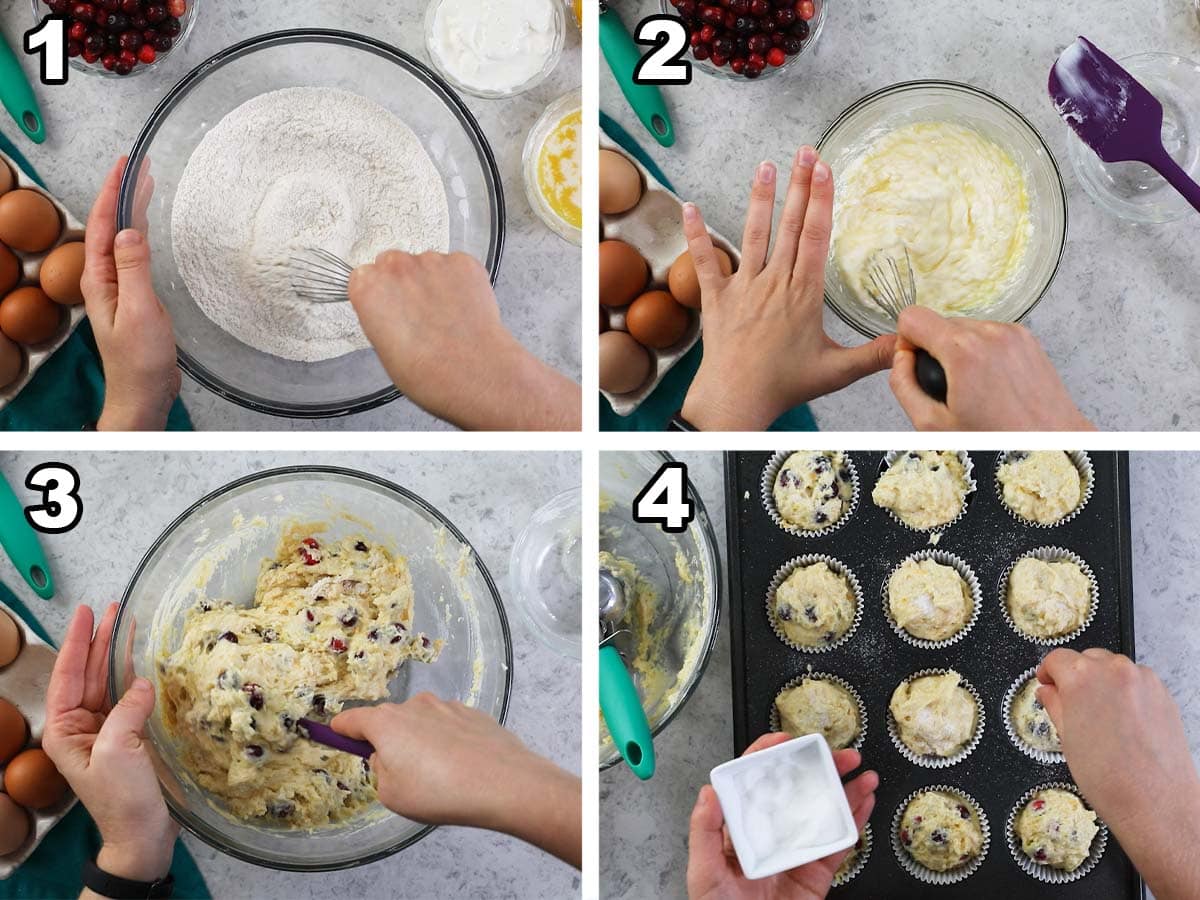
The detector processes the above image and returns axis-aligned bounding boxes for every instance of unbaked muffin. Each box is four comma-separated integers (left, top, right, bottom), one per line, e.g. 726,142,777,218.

872,451,970,530
774,677,861,749
772,562,857,648
899,790,984,872
887,558,973,643
1006,557,1092,639
1015,789,1099,872
1009,677,1061,753
773,452,854,531
997,451,1084,525
889,671,977,758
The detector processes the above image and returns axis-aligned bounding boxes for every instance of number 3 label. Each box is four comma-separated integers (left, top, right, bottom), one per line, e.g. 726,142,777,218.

25,463,82,534
633,462,695,533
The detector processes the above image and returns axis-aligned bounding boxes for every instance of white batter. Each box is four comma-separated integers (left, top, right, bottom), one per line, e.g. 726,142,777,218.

833,121,1032,313
1016,789,1099,871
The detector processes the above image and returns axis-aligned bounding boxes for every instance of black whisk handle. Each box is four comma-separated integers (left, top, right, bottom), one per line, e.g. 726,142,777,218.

916,349,947,403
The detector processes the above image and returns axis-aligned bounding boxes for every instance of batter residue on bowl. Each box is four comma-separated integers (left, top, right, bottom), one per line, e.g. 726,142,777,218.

160,526,441,828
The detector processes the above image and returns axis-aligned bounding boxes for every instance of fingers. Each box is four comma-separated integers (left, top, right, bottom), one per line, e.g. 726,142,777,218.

688,785,728,863
742,732,792,756
895,305,961,357
82,603,119,713
832,748,863,777
843,769,879,811
793,159,834,291
829,335,897,390
95,677,155,752
330,705,382,742
850,787,877,833
770,146,817,272
82,158,127,317
681,203,726,299
1036,647,1082,686
1035,683,1063,733
739,161,778,276
889,347,949,430
46,606,95,718
111,229,160,312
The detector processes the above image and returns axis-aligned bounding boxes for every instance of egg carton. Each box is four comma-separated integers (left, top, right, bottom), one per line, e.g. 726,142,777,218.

599,135,741,418
0,600,76,879
0,151,88,415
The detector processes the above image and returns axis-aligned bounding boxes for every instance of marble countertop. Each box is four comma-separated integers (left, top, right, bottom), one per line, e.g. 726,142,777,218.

0,451,581,899
4,2,581,431
601,2,1200,430
600,451,1199,899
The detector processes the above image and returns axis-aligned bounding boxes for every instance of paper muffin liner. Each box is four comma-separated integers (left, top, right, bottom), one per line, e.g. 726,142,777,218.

891,784,990,885
768,669,867,751
761,451,860,539
994,451,1095,528
882,549,982,651
766,554,864,654
997,547,1099,646
832,823,871,888
887,667,985,769
1002,667,1066,764
1006,781,1108,884
873,451,977,536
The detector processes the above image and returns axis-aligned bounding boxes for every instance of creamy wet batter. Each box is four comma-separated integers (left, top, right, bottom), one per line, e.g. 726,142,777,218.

1016,789,1099,871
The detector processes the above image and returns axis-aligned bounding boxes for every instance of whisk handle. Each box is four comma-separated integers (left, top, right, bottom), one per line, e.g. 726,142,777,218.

916,349,947,403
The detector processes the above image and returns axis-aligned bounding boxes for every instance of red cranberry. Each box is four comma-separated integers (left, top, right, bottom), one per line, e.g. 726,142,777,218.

136,43,155,63
796,0,815,19
749,0,769,14
68,21,88,41
692,43,711,60
783,35,804,54
104,13,130,32
730,57,746,73
118,30,142,50
243,683,264,710
131,14,147,28
329,637,348,654
166,0,185,16
774,8,796,26
710,51,728,67
82,47,100,63
98,0,120,10
67,39,83,56
144,4,166,22
72,2,95,20
747,33,769,54
119,0,138,11
302,537,320,549
767,47,786,66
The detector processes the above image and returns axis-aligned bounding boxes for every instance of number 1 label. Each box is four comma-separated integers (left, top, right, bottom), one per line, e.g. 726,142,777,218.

25,16,69,86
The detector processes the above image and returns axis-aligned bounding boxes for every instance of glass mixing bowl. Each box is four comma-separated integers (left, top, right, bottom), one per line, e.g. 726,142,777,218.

109,467,512,870
118,30,505,418
817,80,1068,339
599,452,721,771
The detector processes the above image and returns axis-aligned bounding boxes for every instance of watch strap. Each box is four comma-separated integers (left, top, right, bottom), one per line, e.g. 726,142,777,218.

667,411,698,431
82,857,175,899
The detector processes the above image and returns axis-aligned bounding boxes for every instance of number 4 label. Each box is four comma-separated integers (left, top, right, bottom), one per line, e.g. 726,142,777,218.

25,16,69,86
633,462,695,533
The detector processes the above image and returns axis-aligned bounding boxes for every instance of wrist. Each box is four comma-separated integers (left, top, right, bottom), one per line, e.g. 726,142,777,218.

96,838,174,883
682,371,777,431
98,383,176,431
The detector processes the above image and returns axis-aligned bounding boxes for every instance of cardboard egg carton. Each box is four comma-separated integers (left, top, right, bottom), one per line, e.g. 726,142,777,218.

0,600,76,878
0,150,88,414
599,134,740,418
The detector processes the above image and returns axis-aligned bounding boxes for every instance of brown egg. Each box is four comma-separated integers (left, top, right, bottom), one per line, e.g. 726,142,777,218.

0,699,27,765
0,611,20,667
0,190,61,254
599,240,648,308
0,794,30,856
39,241,86,305
0,287,61,345
599,150,643,216
626,290,691,349
668,247,735,310
0,163,12,196
3,749,68,810
0,334,18,390
0,245,18,297
599,330,652,394
600,306,609,334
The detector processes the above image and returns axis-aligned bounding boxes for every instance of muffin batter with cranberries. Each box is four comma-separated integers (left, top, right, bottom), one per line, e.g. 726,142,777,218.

899,790,984,872
1016,789,1099,871
160,526,440,828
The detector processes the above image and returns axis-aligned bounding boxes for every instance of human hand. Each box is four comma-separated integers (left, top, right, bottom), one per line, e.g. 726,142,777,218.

679,147,895,431
687,733,879,900
348,251,580,430
332,693,581,867
41,604,177,883
1037,649,1200,900
890,306,1092,430
82,158,180,431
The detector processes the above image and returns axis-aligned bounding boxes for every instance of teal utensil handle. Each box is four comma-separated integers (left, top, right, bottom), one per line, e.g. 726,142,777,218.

599,644,655,779
599,10,675,148
0,474,53,599
0,35,45,144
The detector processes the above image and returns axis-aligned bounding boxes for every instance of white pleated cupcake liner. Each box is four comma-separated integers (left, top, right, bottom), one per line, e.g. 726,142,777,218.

994,451,1095,528
766,554,864,654
832,823,871,888
761,451,860,539
882,549,982,651
1001,667,1065,764
891,785,990,885
887,667,984,769
873,451,977,535
997,546,1099,646
768,669,867,751
1006,781,1108,884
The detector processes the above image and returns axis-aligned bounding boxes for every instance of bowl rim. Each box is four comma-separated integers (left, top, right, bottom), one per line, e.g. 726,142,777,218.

109,464,514,871
118,28,507,419
816,78,1070,339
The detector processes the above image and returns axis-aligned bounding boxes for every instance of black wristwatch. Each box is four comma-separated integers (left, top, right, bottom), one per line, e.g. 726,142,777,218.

667,410,698,431
83,857,175,899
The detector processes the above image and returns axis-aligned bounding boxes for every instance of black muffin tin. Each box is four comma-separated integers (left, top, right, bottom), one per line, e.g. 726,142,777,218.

723,451,1141,898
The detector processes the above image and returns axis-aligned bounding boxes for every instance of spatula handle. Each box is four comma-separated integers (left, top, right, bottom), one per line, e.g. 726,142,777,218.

298,718,375,759
1146,146,1200,216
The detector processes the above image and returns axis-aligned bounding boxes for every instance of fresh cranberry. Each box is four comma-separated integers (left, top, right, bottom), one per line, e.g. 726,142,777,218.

1034,849,1047,861
165,0,185,16
766,46,787,66
783,35,804,54
1032,799,1046,810
329,637,348,653
67,39,83,56
105,12,130,32
698,24,716,42
710,51,728,67
304,609,314,622
152,33,171,51
302,537,320,549
747,33,769,54
68,21,88,42
130,14,147,28
730,57,746,73
796,0,815,19
119,0,138,11
692,43,711,60
72,2,95,20
243,683,264,710
774,8,796,26
900,829,911,846
750,0,769,14
118,30,142,50
144,4,166,22
82,47,100,63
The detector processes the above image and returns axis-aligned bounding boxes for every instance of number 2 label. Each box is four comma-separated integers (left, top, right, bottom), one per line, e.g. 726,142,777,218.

633,462,695,533
633,15,692,85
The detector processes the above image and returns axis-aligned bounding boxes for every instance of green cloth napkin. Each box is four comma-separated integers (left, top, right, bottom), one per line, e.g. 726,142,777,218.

0,132,192,432
599,112,818,432
0,582,210,898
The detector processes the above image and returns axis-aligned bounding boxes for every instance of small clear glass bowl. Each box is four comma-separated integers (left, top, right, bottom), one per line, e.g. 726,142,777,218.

110,466,513,870
817,80,1069,339
423,0,566,99
523,89,583,245
509,486,582,658
118,30,505,418
30,0,199,79
659,0,825,82
1068,52,1200,224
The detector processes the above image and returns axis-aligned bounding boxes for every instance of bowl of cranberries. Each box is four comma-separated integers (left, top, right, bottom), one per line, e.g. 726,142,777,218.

32,0,196,77
662,0,823,80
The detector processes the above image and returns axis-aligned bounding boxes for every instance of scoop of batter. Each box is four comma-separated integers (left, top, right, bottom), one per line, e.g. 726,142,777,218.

160,528,441,828
997,451,1083,524
900,790,984,872
887,558,973,642
774,677,860,748
1006,556,1092,639
772,452,854,531
889,671,977,758
772,562,857,648
1016,789,1099,871
1010,677,1061,753
872,451,970,530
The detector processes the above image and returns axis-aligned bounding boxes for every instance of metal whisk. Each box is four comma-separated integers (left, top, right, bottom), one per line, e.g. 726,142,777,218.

289,248,353,304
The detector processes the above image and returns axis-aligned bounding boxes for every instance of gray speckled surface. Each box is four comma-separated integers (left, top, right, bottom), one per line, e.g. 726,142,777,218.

600,451,1199,899
0,450,580,899
601,3,1200,430
4,2,581,431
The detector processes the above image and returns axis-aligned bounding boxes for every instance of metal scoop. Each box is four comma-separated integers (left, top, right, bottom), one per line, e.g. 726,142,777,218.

599,569,655,780
1050,36,1200,215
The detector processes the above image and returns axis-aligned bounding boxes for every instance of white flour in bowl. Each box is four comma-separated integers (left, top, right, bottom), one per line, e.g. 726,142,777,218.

172,86,450,362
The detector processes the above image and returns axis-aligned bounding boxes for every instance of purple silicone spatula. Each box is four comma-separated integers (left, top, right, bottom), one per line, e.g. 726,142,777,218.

298,718,375,759
1049,36,1200,215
